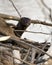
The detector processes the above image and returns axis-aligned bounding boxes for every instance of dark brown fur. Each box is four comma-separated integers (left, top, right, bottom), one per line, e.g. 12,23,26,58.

14,17,31,37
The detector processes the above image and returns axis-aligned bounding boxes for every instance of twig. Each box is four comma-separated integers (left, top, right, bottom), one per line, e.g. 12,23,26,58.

0,13,52,27
0,13,20,21
0,43,21,51
18,40,52,58
23,48,31,61
31,19,52,27
15,30,51,35
9,0,21,17
31,48,36,63
41,0,52,21
36,42,48,59
3,51,36,65
41,0,51,11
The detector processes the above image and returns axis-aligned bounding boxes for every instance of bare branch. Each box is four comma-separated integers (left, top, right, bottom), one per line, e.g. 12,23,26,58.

41,0,51,11
3,50,36,65
0,43,21,51
9,0,21,17
0,13,52,27
36,41,48,59
31,19,52,27
15,30,51,35
36,0,49,20
18,39,52,58
0,13,20,21
23,48,31,61
41,0,52,21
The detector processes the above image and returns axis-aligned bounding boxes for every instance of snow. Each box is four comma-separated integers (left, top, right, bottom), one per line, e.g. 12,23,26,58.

0,0,52,60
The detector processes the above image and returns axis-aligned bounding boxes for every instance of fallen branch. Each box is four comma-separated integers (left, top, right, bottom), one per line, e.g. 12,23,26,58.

15,30,51,35
31,20,52,27
0,13,52,27
0,13,20,21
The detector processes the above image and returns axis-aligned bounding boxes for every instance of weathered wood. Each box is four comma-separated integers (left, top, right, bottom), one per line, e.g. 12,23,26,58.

0,13,20,21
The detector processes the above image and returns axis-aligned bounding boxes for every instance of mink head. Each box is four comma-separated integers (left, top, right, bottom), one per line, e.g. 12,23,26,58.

19,17,31,27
